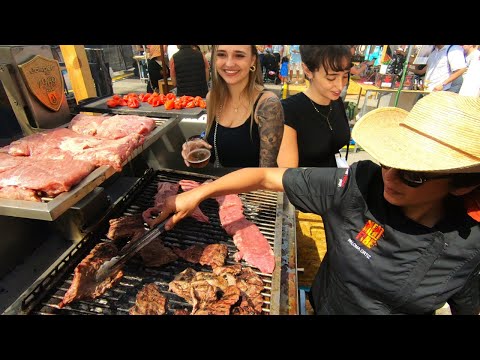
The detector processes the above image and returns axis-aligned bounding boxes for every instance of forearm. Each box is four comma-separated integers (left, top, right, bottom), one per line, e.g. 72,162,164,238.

162,167,287,230
195,167,286,202
443,68,467,85
277,126,299,168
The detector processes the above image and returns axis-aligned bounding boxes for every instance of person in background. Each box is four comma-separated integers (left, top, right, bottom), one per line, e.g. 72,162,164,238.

280,56,289,85
459,45,480,97
256,45,265,77
167,45,179,62
169,45,210,98
272,45,284,66
418,45,467,92
277,45,351,168
180,45,284,168
340,45,374,101
288,45,303,84
157,91,480,315
145,45,167,93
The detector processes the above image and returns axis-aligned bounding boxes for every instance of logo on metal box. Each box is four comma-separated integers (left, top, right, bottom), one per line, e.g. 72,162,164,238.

18,55,64,112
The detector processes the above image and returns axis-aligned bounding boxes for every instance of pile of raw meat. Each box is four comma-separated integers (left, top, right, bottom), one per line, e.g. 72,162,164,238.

0,114,156,202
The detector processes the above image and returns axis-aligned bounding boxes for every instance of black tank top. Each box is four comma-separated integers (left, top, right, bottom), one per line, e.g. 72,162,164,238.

207,92,264,167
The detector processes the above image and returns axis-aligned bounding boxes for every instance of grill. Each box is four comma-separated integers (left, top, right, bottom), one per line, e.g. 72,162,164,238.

5,168,297,315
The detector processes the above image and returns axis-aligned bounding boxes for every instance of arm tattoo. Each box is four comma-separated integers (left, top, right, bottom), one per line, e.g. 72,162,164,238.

256,96,284,167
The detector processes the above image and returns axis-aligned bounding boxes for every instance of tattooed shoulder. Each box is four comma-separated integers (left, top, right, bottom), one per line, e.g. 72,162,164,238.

256,95,285,167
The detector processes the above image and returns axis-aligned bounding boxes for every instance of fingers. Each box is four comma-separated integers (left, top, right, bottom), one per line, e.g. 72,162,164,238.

200,140,212,149
165,211,184,231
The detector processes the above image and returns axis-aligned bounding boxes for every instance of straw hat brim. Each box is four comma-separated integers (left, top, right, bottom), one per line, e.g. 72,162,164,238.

352,107,480,173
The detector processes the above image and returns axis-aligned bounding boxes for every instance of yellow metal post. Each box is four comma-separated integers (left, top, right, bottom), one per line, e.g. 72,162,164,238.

59,45,97,103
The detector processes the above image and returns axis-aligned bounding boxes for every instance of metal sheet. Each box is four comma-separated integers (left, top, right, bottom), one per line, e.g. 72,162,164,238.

76,95,206,118
0,117,181,221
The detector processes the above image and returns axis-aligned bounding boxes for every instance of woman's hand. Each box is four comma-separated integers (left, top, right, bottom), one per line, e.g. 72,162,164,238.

181,138,211,167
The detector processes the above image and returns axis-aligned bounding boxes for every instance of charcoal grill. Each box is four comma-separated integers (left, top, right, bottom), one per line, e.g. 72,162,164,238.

4,168,298,315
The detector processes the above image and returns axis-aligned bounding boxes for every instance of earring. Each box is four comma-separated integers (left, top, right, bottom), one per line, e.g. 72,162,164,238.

250,65,256,72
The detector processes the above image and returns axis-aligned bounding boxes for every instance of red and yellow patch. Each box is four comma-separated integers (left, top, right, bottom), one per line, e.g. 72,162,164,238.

356,220,385,249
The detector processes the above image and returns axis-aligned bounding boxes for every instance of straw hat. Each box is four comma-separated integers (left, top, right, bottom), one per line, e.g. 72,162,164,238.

351,92,480,173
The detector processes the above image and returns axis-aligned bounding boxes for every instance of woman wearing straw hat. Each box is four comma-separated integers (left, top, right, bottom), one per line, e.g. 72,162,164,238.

156,92,480,315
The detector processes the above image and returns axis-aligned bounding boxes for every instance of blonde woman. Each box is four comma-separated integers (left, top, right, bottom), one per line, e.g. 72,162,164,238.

181,45,284,168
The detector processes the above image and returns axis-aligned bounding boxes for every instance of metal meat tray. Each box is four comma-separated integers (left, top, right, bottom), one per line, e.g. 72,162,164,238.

76,95,206,118
0,117,181,221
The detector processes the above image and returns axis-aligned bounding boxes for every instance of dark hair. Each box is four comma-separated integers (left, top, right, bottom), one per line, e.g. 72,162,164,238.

281,56,289,63
451,173,480,188
299,45,352,74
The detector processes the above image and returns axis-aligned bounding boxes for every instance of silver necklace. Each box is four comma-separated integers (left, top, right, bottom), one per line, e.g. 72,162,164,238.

213,105,223,168
309,98,333,131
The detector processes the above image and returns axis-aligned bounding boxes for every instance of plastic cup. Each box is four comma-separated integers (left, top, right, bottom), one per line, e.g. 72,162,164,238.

185,137,211,168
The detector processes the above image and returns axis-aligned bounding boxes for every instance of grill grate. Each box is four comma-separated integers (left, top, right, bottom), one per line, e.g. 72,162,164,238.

28,169,280,315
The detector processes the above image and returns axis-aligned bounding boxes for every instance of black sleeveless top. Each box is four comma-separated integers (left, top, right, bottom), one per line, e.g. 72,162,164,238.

281,92,350,167
173,47,208,98
206,92,264,167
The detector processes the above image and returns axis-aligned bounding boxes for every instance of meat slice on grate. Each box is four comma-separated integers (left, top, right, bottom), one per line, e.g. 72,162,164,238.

192,285,241,315
58,242,123,308
174,309,191,315
137,230,179,267
129,283,167,315
215,194,275,274
231,267,265,315
168,268,197,304
199,244,228,269
172,244,206,264
178,179,209,223
142,182,180,228
107,214,145,241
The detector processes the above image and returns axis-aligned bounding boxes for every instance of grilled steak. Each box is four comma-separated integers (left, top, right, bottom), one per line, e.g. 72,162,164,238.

58,242,123,308
168,268,197,303
129,283,167,315
172,244,205,264
192,285,241,315
232,267,265,314
199,244,228,269
107,214,145,241
138,233,179,267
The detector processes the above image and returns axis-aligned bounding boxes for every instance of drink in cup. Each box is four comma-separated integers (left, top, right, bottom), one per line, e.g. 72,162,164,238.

185,136,211,168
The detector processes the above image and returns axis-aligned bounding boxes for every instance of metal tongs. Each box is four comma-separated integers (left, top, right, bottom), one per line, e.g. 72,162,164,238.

96,215,172,282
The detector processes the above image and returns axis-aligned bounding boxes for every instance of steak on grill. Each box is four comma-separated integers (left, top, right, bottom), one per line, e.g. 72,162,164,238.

129,283,167,315
107,214,145,241
137,231,179,267
58,242,123,308
199,244,228,269
172,244,206,264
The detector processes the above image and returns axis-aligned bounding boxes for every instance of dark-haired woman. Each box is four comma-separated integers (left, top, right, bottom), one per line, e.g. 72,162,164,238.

278,45,352,168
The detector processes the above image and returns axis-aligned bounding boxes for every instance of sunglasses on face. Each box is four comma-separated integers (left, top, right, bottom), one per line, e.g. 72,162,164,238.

380,164,451,188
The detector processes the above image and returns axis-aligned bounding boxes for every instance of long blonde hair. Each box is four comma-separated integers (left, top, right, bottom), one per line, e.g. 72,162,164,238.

206,45,264,137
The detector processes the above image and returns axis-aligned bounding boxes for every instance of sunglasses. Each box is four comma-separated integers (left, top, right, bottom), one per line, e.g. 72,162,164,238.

380,164,451,188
